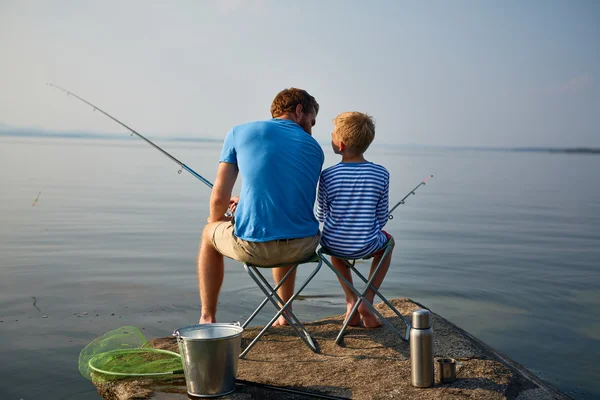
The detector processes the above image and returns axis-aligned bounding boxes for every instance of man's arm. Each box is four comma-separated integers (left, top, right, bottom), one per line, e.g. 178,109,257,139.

207,162,239,223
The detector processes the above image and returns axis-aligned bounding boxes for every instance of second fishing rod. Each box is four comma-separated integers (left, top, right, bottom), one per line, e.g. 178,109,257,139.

48,83,431,214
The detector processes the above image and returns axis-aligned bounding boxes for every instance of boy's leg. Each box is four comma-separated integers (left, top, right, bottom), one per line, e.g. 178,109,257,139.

331,256,361,326
271,266,296,326
358,240,394,328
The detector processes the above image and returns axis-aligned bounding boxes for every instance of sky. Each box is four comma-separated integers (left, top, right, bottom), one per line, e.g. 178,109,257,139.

0,0,599,147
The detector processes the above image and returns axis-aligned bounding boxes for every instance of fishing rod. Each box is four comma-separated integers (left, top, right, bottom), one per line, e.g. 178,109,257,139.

388,174,434,219
49,83,431,220
46,83,214,189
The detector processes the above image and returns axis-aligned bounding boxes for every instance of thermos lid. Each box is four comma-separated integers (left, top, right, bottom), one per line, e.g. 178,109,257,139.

412,309,431,329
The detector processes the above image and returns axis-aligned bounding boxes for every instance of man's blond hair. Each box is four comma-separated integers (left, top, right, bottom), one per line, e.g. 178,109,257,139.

333,112,375,153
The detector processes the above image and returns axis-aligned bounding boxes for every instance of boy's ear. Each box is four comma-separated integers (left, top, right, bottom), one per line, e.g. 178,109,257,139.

339,141,345,151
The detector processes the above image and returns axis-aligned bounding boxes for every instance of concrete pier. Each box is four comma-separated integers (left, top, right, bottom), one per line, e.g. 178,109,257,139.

94,298,570,399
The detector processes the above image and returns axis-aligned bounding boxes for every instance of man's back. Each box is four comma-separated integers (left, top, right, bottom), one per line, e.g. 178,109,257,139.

220,118,324,242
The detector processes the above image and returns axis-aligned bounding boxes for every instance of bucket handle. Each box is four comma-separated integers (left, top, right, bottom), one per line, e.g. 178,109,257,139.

173,321,241,337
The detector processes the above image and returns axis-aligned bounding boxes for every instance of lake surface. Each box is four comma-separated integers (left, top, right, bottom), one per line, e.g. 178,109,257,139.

0,137,598,399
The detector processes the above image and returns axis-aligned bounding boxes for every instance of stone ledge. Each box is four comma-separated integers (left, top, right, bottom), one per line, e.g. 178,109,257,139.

94,298,571,400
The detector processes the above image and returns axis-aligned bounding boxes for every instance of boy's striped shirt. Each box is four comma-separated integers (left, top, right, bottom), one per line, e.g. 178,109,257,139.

316,162,389,258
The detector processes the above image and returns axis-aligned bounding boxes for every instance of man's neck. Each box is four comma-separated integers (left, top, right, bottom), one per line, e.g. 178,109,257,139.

274,112,296,123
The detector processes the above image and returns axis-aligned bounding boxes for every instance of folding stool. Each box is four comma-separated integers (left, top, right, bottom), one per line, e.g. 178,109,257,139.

239,253,323,358
317,238,411,345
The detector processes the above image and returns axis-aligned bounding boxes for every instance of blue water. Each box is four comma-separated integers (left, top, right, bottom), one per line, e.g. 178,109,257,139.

0,137,598,399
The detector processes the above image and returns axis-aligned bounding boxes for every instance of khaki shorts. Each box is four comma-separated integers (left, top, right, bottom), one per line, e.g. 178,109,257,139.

210,221,320,267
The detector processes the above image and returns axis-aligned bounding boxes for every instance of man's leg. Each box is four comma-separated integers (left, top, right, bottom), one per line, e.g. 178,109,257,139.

259,233,320,326
331,256,361,327
198,222,225,323
271,266,296,326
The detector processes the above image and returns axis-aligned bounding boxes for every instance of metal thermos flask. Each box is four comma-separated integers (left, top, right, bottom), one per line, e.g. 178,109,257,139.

410,309,434,387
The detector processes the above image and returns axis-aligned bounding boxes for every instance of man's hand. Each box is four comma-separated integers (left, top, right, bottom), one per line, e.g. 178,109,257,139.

206,196,238,224
229,196,240,215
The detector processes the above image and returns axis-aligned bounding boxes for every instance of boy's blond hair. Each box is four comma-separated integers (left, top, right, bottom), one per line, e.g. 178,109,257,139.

333,112,375,154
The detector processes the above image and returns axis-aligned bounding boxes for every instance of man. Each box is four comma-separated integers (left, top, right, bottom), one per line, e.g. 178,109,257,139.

198,88,324,325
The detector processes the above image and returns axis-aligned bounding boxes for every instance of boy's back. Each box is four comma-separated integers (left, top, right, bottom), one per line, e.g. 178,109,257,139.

316,161,389,258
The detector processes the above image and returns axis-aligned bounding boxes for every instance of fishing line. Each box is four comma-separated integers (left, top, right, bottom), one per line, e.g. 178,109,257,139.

48,83,431,222
236,379,350,399
388,174,434,219
47,83,214,188
52,86,385,399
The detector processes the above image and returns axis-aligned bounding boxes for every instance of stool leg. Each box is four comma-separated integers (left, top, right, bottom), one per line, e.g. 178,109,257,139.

346,247,411,341
240,260,322,358
319,255,369,344
241,264,296,329
254,263,322,349
319,249,410,344
249,265,305,328
348,263,411,340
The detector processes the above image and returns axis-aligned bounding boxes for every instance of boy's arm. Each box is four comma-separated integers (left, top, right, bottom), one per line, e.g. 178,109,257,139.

315,175,328,222
376,172,390,228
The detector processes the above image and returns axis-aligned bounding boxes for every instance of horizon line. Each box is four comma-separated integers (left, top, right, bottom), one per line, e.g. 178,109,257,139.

0,127,599,153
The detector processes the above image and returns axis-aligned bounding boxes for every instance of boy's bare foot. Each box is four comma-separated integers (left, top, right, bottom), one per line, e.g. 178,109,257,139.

345,303,362,326
358,302,381,328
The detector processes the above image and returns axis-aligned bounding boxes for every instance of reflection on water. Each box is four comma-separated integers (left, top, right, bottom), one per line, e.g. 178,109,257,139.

0,138,599,399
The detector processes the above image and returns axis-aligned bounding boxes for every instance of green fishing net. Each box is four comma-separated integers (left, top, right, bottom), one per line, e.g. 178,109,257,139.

79,326,183,382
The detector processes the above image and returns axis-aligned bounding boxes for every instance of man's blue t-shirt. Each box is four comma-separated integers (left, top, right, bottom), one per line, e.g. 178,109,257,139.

219,118,324,242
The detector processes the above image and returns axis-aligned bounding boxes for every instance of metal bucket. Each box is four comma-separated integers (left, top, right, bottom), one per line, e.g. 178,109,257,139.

173,323,243,398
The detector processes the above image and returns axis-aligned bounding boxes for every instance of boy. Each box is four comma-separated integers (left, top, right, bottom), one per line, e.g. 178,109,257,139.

316,112,391,328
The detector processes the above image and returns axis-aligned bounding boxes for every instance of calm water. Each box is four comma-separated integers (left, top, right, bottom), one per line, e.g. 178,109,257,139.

1,137,599,399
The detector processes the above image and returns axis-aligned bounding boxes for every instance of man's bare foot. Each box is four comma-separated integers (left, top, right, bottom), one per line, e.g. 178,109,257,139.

272,309,292,326
358,302,381,328
272,315,289,326
199,315,216,324
345,303,361,327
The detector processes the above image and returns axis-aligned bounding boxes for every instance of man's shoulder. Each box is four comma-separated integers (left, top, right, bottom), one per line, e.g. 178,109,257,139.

233,119,307,135
232,119,271,131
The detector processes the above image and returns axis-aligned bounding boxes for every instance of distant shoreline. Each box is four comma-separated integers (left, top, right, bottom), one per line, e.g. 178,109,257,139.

1,130,599,154
512,147,600,154
0,130,222,144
